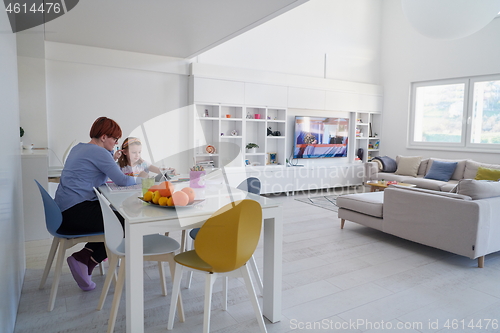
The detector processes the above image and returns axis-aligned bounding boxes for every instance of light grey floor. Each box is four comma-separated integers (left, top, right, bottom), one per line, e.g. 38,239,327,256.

15,186,500,333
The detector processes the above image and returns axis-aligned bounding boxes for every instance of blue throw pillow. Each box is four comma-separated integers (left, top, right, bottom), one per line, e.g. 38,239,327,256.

424,160,458,182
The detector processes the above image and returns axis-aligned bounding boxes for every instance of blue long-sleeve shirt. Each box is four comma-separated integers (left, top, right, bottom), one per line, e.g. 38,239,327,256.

55,143,136,212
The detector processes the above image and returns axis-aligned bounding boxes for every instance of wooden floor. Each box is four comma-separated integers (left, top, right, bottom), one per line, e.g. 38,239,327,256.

15,186,500,333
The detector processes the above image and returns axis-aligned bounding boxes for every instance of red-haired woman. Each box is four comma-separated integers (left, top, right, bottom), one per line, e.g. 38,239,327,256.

54,117,136,291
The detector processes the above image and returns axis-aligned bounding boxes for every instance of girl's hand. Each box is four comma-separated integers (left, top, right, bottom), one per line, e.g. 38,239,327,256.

113,150,122,161
138,171,149,178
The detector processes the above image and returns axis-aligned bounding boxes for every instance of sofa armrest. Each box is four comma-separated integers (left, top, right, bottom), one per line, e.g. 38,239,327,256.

365,162,378,181
382,187,500,259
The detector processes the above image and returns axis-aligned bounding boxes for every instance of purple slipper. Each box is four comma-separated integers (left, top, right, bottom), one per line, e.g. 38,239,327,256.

67,256,96,291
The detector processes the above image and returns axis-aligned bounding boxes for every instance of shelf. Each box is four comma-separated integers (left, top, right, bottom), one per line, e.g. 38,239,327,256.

220,136,242,139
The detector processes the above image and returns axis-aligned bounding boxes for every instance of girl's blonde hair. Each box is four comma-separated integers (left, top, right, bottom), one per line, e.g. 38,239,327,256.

118,137,143,168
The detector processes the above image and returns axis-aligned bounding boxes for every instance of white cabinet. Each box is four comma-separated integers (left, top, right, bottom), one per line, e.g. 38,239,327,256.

288,87,325,110
191,77,245,105
354,112,381,163
244,83,288,107
192,104,287,169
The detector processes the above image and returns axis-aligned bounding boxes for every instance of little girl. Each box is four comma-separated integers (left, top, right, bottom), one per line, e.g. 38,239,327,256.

116,137,168,178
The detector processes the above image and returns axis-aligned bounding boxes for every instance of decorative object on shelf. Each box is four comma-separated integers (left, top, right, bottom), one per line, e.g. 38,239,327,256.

356,127,361,137
231,129,238,136
220,133,224,136
205,145,216,154
374,140,380,149
20,126,24,149
254,114,261,119
267,152,277,164
225,114,231,118
273,130,281,136
204,109,209,117
247,112,252,119
246,143,259,154
357,118,363,123
267,127,273,136
369,123,373,137
245,159,250,166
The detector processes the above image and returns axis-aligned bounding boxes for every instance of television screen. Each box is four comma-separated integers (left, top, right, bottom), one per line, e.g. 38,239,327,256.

293,116,349,159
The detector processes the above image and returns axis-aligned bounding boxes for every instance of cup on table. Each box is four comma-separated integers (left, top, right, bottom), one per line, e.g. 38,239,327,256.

141,177,155,196
190,171,206,188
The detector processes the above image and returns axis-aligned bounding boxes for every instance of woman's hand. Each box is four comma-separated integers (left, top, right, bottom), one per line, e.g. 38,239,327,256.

113,150,122,161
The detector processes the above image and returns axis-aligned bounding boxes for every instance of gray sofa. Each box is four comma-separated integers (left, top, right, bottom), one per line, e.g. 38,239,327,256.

365,157,500,192
337,181,500,267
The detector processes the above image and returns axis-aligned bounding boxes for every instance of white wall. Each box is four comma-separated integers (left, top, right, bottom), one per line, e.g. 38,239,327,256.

381,0,500,164
45,42,192,172
197,0,382,85
0,9,26,333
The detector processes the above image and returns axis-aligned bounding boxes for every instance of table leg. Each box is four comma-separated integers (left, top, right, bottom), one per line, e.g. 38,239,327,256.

262,207,283,323
126,222,145,333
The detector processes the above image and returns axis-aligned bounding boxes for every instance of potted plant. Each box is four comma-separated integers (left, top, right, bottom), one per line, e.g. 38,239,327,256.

246,143,259,153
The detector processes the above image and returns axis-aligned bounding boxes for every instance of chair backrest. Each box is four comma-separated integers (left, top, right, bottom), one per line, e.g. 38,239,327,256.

62,140,77,165
195,199,262,273
93,188,125,256
35,179,63,237
237,177,261,195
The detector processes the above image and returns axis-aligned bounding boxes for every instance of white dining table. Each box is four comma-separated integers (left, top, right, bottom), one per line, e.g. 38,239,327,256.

99,182,283,333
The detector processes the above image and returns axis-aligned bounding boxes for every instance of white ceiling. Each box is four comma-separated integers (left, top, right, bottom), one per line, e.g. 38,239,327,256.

44,0,308,59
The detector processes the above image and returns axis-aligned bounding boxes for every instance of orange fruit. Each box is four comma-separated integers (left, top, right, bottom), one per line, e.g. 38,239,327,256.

166,196,174,206
148,184,161,192
171,191,189,206
158,197,169,206
143,191,153,202
158,181,174,197
181,187,195,204
152,190,161,204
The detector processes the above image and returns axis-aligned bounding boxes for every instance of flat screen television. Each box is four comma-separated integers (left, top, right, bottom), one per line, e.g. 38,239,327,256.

293,116,349,159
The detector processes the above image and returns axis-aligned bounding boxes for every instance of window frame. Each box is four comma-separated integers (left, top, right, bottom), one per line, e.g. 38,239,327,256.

408,74,500,152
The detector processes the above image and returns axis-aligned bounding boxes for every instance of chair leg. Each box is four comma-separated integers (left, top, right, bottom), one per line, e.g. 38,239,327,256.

158,261,167,296
98,261,104,275
166,255,184,322
240,265,267,333
222,277,228,311
167,264,184,330
48,239,67,311
107,260,126,333
248,255,263,295
186,271,193,289
97,254,120,310
203,273,217,333
39,237,59,289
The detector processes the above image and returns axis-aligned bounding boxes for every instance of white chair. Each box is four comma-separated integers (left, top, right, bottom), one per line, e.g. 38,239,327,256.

94,188,184,333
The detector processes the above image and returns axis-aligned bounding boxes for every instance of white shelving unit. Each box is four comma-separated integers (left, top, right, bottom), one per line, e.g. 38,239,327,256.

354,111,381,163
192,104,287,169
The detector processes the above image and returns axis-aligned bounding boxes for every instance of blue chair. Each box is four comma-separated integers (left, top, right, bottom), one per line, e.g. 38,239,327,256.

35,180,105,311
186,177,263,298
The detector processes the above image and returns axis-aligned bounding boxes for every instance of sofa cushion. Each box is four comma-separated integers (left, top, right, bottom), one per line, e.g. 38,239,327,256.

395,156,422,177
336,192,384,218
475,166,500,181
424,160,458,182
440,180,459,192
389,184,472,200
455,179,500,200
425,158,466,180
402,177,446,191
463,160,500,179
418,158,429,176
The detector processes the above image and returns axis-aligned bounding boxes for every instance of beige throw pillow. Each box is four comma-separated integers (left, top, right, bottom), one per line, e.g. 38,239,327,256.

456,179,500,200
395,156,422,177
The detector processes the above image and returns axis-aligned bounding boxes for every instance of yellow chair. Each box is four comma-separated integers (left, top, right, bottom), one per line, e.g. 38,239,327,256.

167,199,267,333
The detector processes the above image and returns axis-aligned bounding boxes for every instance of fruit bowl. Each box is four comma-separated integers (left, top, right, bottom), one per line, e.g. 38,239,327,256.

138,197,204,208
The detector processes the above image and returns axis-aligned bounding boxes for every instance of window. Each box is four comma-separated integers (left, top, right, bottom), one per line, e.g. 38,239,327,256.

409,75,500,151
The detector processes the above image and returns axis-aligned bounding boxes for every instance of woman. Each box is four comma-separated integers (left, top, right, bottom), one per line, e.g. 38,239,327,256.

55,116,138,291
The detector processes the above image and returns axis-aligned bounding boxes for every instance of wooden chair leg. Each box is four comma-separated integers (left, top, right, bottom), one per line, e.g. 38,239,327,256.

340,219,345,229
97,254,120,310
39,237,59,289
478,256,485,268
48,239,67,311
107,261,126,333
